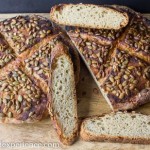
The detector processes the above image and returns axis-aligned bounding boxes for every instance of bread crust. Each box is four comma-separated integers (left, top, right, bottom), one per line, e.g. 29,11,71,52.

80,113,150,144
21,34,60,94
50,4,129,30
80,130,150,144
118,16,150,64
0,61,48,123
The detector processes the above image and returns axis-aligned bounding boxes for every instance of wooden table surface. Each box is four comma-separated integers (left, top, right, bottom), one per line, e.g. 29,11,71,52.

0,13,150,150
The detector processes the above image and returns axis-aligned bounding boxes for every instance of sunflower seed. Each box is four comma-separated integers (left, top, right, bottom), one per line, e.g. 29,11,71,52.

34,67,40,71
37,69,43,74
17,109,22,114
109,77,114,82
18,95,23,102
119,93,125,99
123,75,128,79
24,107,30,111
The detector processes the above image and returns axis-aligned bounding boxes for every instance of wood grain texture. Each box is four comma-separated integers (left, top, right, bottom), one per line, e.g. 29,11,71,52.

0,13,150,150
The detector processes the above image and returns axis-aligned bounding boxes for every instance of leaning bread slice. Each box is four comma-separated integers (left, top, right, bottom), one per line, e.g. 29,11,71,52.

48,43,78,145
80,112,150,144
50,4,129,30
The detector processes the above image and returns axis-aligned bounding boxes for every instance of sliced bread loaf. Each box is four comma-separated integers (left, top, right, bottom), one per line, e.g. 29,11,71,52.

48,43,78,145
80,112,150,144
50,4,129,30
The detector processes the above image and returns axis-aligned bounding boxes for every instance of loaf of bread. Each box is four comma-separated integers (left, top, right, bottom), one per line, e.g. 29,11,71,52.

51,4,150,111
80,112,150,144
0,15,53,123
0,15,79,126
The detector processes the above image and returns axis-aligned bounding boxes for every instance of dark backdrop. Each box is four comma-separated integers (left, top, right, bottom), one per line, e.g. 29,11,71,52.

0,0,149,13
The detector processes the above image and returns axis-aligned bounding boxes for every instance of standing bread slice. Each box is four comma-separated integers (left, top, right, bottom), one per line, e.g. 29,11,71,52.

50,4,129,30
47,39,78,145
80,112,150,144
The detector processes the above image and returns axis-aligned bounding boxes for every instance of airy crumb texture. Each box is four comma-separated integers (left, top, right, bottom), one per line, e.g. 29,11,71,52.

51,55,78,145
50,4,129,30
81,112,150,144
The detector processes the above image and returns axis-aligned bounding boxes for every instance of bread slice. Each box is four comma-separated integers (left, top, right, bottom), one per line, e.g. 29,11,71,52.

48,45,78,145
50,4,129,30
80,112,150,144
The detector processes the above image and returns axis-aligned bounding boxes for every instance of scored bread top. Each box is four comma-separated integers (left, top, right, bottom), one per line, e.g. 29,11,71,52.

101,49,150,110
118,15,150,63
0,15,78,123
50,4,129,30
66,7,150,111
0,15,55,123
0,66,47,123
0,15,53,55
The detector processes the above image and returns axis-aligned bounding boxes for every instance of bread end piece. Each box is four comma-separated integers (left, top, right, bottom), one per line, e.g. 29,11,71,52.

50,4,129,30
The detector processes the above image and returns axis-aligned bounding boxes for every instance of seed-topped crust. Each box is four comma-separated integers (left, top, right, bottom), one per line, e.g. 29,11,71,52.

68,30,113,84
0,15,79,123
118,15,150,63
67,9,150,111
0,15,54,123
24,35,68,93
0,15,53,55
67,26,123,43
0,36,15,69
0,67,47,123
101,49,150,110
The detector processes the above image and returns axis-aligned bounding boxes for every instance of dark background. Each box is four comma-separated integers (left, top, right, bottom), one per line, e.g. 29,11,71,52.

0,0,149,13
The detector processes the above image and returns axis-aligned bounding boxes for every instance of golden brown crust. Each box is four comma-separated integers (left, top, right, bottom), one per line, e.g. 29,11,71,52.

22,34,60,93
0,35,16,69
101,49,150,111
80,130,150,144
0,65,48,123
0,15,55,123
118,16,150,64
0,15,53,56
67,26,124,44
68,31,114,85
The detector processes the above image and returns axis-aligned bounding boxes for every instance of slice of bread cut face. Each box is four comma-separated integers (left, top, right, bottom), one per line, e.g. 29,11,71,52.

50,54,78,145
50,4,129,30
80,112,150,144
